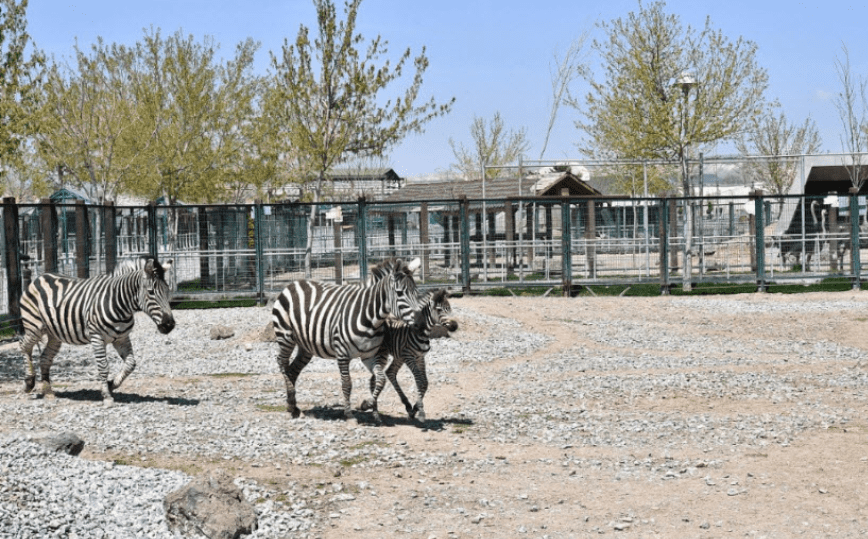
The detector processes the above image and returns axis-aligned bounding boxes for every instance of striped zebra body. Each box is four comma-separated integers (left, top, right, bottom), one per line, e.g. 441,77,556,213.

271,257,423,422
359,288,452,423
19,258,175,404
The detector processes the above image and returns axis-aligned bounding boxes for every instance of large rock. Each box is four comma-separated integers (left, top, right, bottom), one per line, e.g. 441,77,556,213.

164,470,257,539
31,431,85,456
209,325,235,340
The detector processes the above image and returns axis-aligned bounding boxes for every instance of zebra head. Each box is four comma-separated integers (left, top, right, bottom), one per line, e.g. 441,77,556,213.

412,288,452,333
141,259,176,334
375,257,423,324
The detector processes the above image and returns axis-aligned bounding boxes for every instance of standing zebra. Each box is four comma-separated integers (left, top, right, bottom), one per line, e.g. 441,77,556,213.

271,257,424,422
19,258,176,405
359,288,452,423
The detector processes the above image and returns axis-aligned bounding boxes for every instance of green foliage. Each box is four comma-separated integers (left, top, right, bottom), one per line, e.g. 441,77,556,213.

0,0,44,194
576,1,768,193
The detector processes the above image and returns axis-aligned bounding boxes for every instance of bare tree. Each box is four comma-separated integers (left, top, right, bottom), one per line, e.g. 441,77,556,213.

834,44,868,190
736,107,822,219
449,112,529,180
540,32,589,160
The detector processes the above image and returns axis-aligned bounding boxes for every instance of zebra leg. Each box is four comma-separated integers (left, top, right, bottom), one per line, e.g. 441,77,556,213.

276,340,309,418
109,336,135,391
359,356,379,411
338,359,356,421
19,329,43,394
38,337,63,399
90,334,114,405
385,355,415,418
405,353,429,423
367,355,389,425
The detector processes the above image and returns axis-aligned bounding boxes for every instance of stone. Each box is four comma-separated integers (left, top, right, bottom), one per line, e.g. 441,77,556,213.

31,431,85,456
258,322,276,342
209,325,235,340
164,470,257,539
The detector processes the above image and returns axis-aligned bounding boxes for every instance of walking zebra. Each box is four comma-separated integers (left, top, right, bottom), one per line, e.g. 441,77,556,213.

271,257,424,422
358,288,452,423
19,258,176,405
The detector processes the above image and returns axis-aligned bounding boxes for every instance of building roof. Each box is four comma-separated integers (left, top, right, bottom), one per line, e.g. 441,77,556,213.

381,171,602,203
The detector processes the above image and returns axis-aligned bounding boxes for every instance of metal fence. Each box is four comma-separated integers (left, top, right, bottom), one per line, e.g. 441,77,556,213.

2,190,867,325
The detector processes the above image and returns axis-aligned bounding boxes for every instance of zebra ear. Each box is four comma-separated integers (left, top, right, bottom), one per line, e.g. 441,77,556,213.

145,258,156,277
162,259,174,272
407,257,421,274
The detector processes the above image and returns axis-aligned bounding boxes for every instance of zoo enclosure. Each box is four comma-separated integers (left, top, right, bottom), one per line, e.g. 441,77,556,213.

3,187,868,330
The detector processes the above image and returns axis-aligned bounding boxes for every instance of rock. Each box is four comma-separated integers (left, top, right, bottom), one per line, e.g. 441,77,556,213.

31,431,85,456
258,322,276,342
210,325,235,340
164,470,257,539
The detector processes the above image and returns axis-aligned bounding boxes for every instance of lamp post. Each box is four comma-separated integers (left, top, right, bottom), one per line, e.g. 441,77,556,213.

676,70,698,291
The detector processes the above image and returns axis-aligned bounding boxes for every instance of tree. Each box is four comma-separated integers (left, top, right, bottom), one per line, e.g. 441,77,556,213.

269,0,454,275
736,107,822,203
129,29,263,205
576,0,768,291
833,44,868,191
37,39,147,202
576,0,768,193
540,32,589,160
449,112,529,181
0,0,44,193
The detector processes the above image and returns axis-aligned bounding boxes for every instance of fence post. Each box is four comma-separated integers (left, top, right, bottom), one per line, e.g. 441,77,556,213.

147,201,158,260
586,198,596,278
198,207,211,288
659,198,670,294
561,197,572,296
504,198,515,276
419,202,429,280
850,187,862,289
103,201,117,274
459,196,471,294
74,199,89,278
254,200,266,304
3,197,22,332
40,198,58,274
332,208,343,286
357,196,368,279
752,190,766,292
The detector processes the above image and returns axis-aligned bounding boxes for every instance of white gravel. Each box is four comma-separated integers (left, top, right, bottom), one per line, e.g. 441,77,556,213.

0,297,866,537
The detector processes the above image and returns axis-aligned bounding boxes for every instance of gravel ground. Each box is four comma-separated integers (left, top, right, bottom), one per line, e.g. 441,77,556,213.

1,292,868,537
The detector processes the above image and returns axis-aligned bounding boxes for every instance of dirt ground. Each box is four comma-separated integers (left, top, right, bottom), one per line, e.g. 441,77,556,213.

5,290,868,538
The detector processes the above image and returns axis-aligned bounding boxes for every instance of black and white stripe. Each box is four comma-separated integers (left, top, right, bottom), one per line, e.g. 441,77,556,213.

271,257,423,422
359,288,452,423
18,258,175,404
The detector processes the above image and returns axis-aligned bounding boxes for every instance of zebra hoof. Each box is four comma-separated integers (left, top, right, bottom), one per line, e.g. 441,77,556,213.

358,399,374,411
23,376,36,393
288,406,301,418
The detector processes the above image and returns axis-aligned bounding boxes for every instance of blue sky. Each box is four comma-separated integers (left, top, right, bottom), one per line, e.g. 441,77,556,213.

26,0,868,178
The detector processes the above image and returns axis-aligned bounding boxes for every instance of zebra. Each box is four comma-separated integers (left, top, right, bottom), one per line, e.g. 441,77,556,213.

18,258,176,405
358,288,452,423
270,257,424,423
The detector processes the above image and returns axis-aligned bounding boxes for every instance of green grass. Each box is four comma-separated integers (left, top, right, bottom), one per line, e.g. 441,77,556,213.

173,298,258,309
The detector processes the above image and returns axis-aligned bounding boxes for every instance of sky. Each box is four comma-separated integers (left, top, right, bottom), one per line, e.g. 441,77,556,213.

25,0,868,179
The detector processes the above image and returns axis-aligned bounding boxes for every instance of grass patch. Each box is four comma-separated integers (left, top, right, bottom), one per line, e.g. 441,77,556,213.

173,298,258,309
256,404,286,413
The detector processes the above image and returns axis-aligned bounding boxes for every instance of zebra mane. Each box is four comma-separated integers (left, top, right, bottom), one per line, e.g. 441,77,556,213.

367,257,421,285
111,257,173,280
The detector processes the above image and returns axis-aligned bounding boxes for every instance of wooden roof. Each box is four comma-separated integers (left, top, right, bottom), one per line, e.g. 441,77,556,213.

381,171,602,203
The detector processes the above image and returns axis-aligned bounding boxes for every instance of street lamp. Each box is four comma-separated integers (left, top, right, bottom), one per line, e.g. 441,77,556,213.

676,70,698,291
